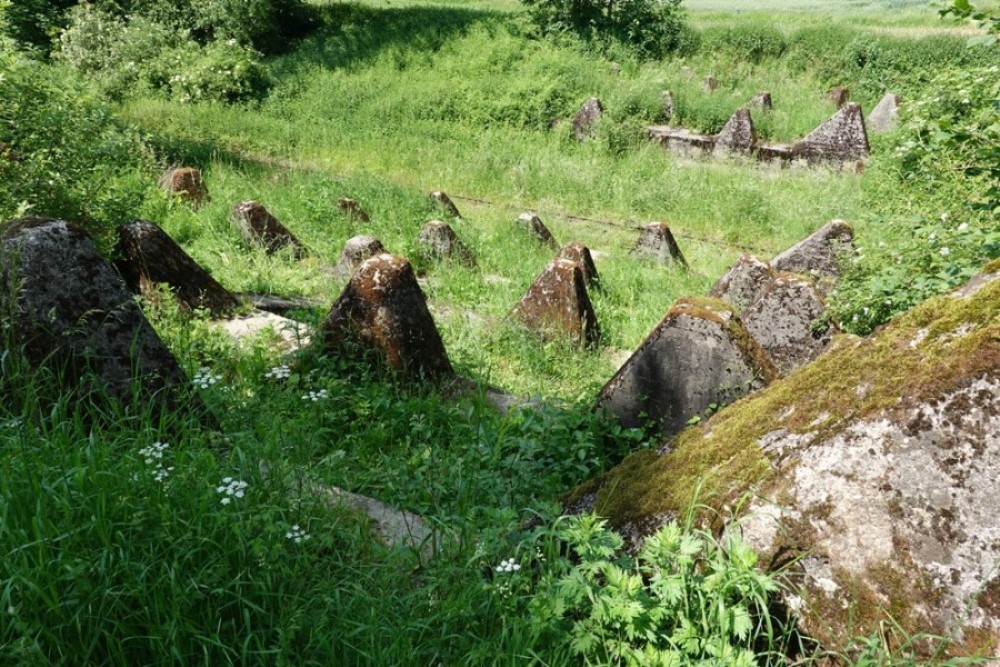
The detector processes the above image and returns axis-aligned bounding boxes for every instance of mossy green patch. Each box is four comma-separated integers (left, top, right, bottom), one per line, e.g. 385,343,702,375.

571,272,1000,530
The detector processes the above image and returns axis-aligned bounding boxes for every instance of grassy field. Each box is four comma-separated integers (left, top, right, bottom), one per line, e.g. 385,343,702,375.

3,0,997,663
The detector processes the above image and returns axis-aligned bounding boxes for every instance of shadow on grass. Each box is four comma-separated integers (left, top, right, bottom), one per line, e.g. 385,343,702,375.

270,3,512,76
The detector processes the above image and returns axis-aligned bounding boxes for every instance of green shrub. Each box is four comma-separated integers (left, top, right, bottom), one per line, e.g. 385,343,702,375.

830,64,1000,334
702,24,787,63
521,0,690,59
0,0,75,52
519,514,785,665
56,5,271,103
0,50,152,249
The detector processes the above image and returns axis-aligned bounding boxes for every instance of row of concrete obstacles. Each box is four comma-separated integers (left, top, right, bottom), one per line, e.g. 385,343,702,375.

570,89,901,167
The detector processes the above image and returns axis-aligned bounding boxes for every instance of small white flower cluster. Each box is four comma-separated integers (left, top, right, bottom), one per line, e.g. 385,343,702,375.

286,524,311,543
138,441,173,482
264,365,291,380
940,247,951,257
216,477,248,505
495,558,520,574
302,389,329,402
193,367,221,389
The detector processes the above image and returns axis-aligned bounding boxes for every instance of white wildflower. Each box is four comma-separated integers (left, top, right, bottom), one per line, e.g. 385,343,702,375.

217,478,248,504
286,524,311,543
495,558,520,573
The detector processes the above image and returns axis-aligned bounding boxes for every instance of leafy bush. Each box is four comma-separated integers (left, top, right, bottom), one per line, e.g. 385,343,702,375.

518,514,785,665
521,0,690,59
1,0,315,55
56,4,271,103
702,24,787,63
830,64,1000,334
0,49,153,249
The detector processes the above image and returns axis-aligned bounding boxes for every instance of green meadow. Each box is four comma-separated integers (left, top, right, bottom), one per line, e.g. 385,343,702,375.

1,0,997,663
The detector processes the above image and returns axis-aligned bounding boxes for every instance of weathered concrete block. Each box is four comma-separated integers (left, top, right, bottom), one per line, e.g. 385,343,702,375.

649,126,717,157
430,191,462,219
771,219,854,280
709,254,774,313
868,92,902,133
749,91,773,110
116,220,240,317
742,273,834,373
337,197,370,222
516,213,559,249
596,297,777,437
556,242,601,290
512,257,600,347
572,97,604,140
417,220,475,266
320,253,453,381
661,90,675,121
231,200,307,258
793,102,870,162
827,86,849,108
333,235,386,279
1,218,191,407
158,167,209,207
630,223,687,267
714,108,756,155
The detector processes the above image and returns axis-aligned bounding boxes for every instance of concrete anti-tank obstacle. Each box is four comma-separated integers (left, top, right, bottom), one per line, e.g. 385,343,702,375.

770,219,854,281
512,257,601,347
333,235,387,279
792,103,870,163
595,297,778,438
430,191,462,219
709,254,774,314
116,219,241,317
749,91,773,111
231,200,308,258
556,242,601,290
516,212,559,249
0,217,201,416
741,273,835,374
320,253,454,381
417,220,475,267
572,97,603,140
337,197,370,222
868,93,902,133
714,108,757,155
629,223,687,267
158,166,209,208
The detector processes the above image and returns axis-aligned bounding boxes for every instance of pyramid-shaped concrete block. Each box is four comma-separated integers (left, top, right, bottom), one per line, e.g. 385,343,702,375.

417,220,475,266
572,97,604,140
742,273,834,374
792,102,870,162
512,257,600,346
715,108,756,155
556,242,600,290
516,212,559,249
321,253,454,381
231,200,307,258
333,235,386,279
430,191,462,219
630,223,687,266
596,297,777,437
709,254,774,313
749,91,773,110
868,93,901,133
1,218,194,410
337,197,370,222
771,219,854,280
117,220,241,316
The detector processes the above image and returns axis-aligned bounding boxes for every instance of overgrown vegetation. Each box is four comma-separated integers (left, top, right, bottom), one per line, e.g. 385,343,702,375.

1,0,998,663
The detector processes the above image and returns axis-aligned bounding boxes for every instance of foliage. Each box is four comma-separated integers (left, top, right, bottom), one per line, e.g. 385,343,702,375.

56,3,271,103
831,64,1000,334
521,514,784,666
521,0,691,58
0,49,152,249
701,24,788,63
940,0,1000,44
